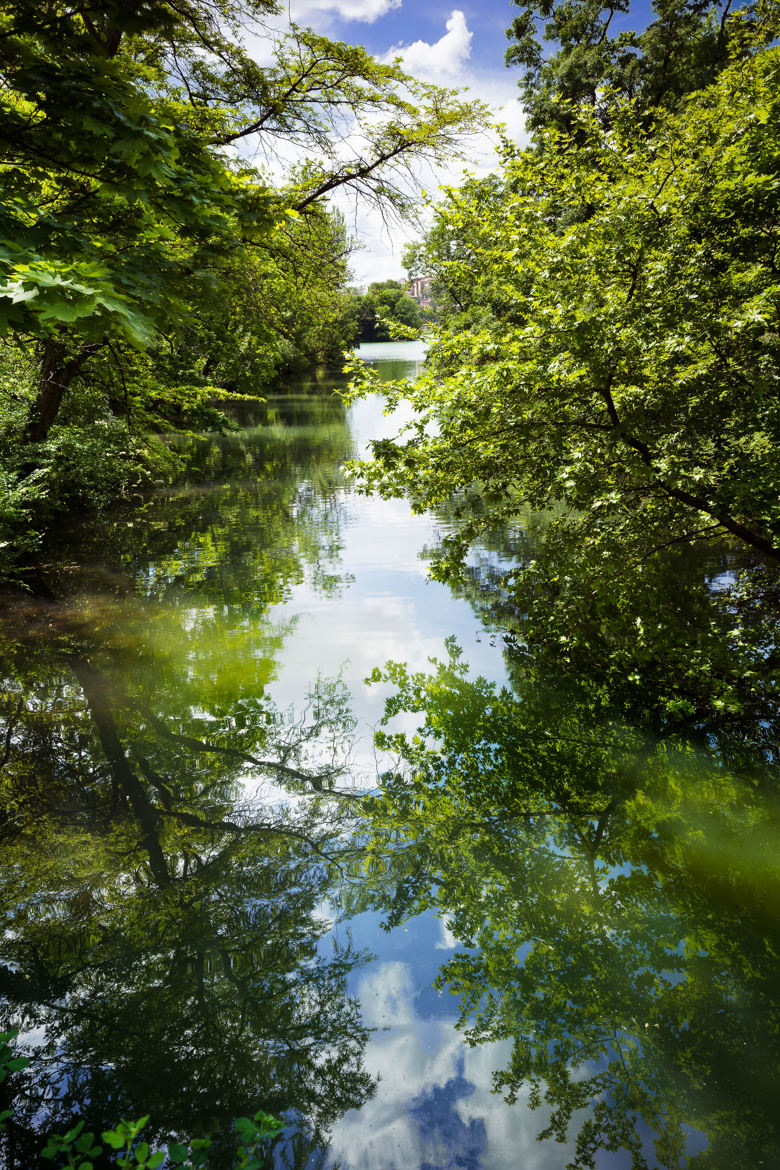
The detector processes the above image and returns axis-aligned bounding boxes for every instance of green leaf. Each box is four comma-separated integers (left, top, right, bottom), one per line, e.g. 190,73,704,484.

102,1130,127,1149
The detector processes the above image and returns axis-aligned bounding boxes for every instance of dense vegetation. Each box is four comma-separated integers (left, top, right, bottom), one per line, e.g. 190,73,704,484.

351,279,424,342
2,1,780,1167
0,0,482,581
505,0,757,132
342,6,780,1164
349,0,780,714
0,382,379,1167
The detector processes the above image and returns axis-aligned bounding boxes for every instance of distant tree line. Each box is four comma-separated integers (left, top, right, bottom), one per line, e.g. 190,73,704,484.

349,280,431,342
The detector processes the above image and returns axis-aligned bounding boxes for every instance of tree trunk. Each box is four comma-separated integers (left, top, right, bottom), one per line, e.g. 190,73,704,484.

23,339,103,444
70,656,172,888
23,339,66,444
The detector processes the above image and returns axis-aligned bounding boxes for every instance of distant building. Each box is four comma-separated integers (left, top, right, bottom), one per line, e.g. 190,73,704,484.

406,275,434,309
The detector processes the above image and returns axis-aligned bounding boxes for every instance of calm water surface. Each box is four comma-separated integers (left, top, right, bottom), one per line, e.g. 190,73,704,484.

1,342,778,1169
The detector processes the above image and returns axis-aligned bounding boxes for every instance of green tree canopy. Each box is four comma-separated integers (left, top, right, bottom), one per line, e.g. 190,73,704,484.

354,280,422,341
0,0,483,442
352,643,780,1168
349,36,780,579
0,626,367,1166
505,0,767,133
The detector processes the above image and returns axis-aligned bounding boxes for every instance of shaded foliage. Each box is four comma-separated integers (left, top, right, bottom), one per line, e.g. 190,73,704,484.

0,383,370,1167
0,0,484,579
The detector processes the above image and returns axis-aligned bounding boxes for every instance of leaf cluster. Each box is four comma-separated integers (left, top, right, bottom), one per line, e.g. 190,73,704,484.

505,0,780,135
353,644,780,1168
348,40,780,688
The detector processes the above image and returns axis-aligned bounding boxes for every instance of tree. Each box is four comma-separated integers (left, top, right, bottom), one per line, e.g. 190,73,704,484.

348,38,780,574
354,280,422,341
117,205,360,428
504,0,762,134
400,175,505,319
391,292,422,332
351,644,780,1168
0,634,369,1166
0,0,484,444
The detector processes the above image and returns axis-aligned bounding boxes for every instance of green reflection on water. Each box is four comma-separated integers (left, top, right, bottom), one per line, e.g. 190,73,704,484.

353,628,780,1169
0,633,372,1165
0,367,371,1165
0,345,778,1170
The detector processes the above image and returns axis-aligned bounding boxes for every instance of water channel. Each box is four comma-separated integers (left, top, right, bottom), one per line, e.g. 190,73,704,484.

1,342,779,1169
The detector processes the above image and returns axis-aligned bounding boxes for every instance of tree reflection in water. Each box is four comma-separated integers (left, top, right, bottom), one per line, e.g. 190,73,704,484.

0,635,371,1167
3,370,779,1168
0,383,371,1167
354,588,780,1170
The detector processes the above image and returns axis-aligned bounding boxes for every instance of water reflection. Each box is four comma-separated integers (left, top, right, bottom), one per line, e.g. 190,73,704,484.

1,342,776,1169
0,367,374,1164
329,956,586,1170
353,636,780,1169
0,634,371,1166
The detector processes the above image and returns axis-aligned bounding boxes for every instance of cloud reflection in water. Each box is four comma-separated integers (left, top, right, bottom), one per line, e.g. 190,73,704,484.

326,960,582,1170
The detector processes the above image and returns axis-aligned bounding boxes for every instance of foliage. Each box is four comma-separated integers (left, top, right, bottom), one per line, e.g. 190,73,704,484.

127,207,362,419
504,0,777,134
352,643,780,1168
0,1,481,360
0,0,485,579
1,1035,284,1168
353,280,422,342
347,41,780,621
0,342,188,578
399,176,505,321
0,1,272,353
36,1111,285,1169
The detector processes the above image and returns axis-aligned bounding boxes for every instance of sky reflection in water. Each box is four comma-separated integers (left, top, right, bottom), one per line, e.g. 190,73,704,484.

265,345,628,1169
2,343,775,1169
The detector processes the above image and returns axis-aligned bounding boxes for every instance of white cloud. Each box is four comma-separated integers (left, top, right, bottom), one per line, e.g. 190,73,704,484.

435,917,457,950
380,9,472,83
288,0,401,22
494,97,527,143
341,10,529,281
236,9,529,287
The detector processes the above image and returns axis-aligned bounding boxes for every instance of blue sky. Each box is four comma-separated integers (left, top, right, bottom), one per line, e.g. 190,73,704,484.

286,1,528,128
286,1,658,74
296,1,515,74
271,0,659,282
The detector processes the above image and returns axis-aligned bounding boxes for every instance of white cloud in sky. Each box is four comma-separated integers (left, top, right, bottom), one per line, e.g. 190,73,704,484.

238,8,529,284
494,97,526,142
380,9,473,83
335,8,529,282
288,0,401,21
